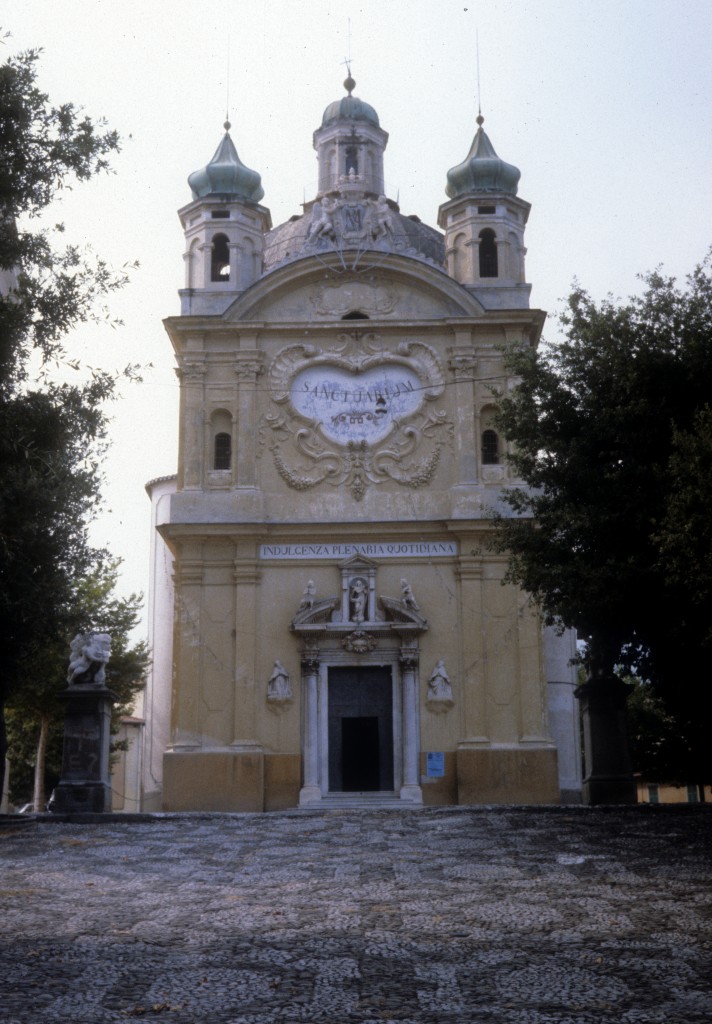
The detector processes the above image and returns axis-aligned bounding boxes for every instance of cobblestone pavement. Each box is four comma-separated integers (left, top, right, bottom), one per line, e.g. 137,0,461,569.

1,806,711,1024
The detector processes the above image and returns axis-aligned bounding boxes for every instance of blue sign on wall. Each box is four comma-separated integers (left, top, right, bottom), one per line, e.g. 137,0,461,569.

426,752,445,778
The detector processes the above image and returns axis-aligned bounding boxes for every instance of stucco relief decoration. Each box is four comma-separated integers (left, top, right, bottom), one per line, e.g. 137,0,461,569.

262,333,452,500
426,659,455,713
306,196,396,253
311,275,398,318
341,630,377,654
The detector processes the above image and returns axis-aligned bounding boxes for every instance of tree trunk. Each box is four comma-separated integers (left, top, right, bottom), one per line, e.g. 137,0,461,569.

32,714,50,812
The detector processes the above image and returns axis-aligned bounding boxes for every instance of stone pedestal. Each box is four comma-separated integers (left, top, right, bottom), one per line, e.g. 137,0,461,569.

52,686,116,814
575,676,637,805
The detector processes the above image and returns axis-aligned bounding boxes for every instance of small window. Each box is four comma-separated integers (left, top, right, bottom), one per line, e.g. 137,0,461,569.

211,210,230,219
481,429,500,465
214,432,231,470
345,145,358,175
210,233,230,282
341,310,370,320
478,205,496,214
479,229,498,277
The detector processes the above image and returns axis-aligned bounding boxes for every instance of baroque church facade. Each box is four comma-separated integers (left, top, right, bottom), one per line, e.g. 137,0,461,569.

137,77,582,812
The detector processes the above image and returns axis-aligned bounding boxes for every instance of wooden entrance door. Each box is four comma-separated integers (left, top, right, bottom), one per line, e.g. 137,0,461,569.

328,666,394,792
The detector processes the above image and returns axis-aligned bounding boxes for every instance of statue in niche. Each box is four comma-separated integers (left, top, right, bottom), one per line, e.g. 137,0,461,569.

308,197,336,241
67,632,112,687
427,660,454,705
267,660,292,701
371,195,394,240
299,580,316,611
350,578,368,623
400,578,420,612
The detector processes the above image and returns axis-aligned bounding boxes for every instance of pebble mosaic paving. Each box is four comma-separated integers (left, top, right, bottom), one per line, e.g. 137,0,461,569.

0,806,710,1023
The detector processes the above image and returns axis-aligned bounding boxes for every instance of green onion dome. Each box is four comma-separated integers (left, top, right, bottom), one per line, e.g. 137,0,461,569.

188,122,264,202
445,115,520,198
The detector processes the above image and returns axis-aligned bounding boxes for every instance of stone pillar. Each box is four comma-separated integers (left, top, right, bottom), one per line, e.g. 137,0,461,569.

299,648,321,805
575,676,637,805
399,647,423,803
495,238,508,279
53,686,116,814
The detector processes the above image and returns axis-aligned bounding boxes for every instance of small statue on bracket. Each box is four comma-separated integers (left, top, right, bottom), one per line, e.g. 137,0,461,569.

427,659,455,712
267,659,292,702
299,580,316,612
400,578,420,612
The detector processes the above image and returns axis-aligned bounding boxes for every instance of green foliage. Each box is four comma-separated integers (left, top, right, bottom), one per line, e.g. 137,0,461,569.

0,46,136,796
6,559,149,805
656,405,712,633
626,677,696,784
493,255,712,781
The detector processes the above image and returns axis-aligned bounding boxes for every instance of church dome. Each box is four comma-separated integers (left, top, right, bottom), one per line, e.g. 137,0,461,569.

188,123,265,203
321,75,380,128
263,205,444,273
445,116,520,198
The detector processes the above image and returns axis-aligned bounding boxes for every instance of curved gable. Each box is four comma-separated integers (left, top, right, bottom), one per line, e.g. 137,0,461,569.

223,253,486,323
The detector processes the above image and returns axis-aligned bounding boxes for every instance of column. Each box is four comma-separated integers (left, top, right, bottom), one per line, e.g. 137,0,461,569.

399,647,423,803
299,648,321,805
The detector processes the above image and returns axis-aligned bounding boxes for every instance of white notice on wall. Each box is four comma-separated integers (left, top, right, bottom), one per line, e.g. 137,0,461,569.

259,541,458,560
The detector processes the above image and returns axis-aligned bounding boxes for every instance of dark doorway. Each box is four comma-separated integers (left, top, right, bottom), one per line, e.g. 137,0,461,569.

328,666,394,792
342,717,380,790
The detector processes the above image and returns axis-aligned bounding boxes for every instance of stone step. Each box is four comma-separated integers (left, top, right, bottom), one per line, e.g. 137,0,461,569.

304,792,422,810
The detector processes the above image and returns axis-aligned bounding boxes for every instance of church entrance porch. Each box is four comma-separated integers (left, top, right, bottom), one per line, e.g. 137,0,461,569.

328,666,394,793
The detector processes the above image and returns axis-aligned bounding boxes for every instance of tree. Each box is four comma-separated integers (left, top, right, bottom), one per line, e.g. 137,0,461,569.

5,559,149,809
0,45,133,798
493,255,712,793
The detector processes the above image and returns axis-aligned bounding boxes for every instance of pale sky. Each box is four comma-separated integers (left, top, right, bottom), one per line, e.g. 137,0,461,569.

5,0,712,627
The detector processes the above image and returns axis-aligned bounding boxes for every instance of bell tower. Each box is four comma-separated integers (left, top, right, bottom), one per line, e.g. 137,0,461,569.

438,113,531,309
178,121,271,315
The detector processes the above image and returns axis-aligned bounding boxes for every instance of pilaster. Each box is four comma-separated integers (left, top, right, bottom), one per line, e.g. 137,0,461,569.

231,554,262,746
234,347,263,488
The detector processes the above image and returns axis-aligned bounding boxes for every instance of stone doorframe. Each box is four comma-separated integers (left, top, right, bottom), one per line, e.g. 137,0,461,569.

291,555,427,806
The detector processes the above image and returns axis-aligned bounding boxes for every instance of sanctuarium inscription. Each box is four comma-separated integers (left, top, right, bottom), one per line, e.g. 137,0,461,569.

263,336,453,500
290,365,422,444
